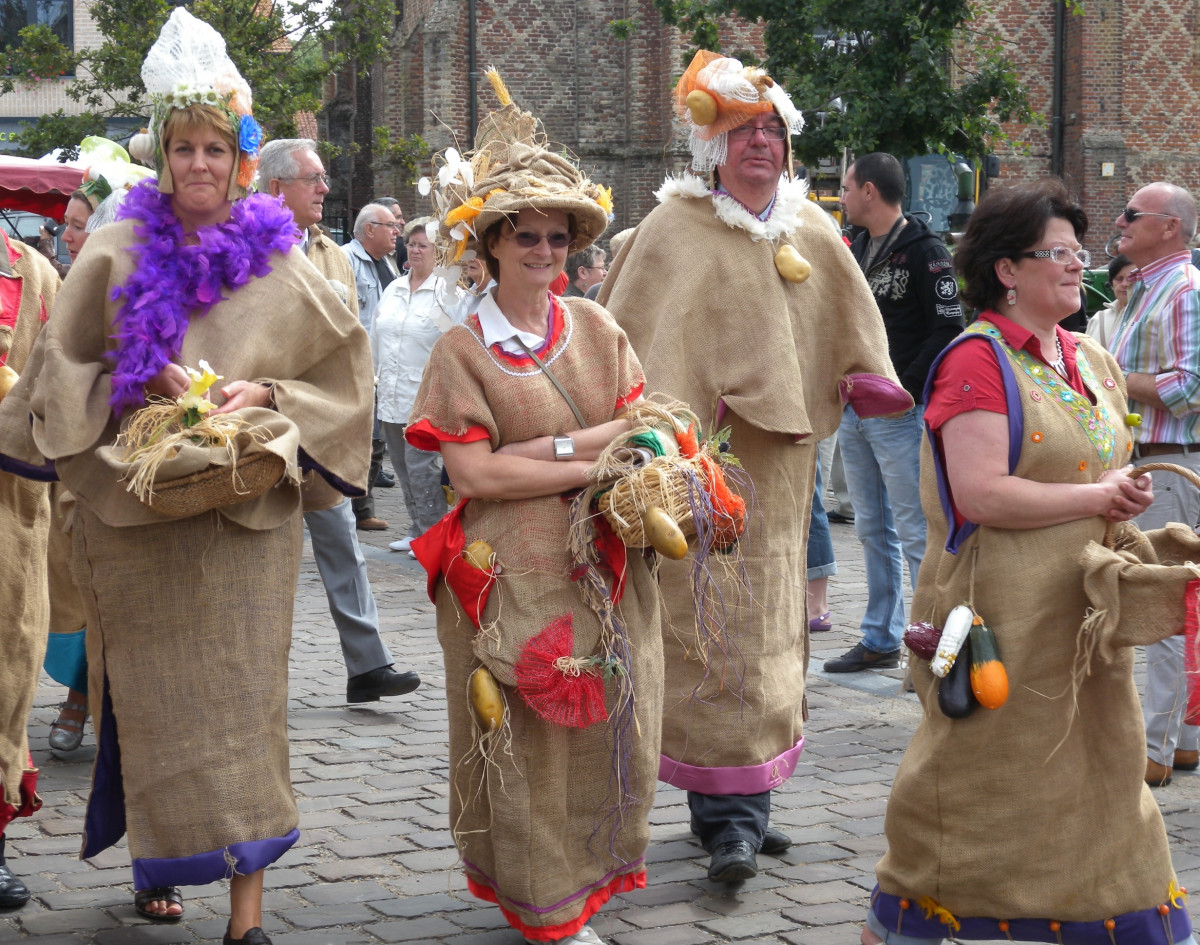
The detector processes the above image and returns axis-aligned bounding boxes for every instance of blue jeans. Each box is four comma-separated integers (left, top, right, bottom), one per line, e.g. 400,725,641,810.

837,404,926,653
808,463,836,580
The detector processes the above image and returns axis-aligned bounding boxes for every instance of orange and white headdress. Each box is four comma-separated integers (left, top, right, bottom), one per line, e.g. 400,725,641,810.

674,50,804,173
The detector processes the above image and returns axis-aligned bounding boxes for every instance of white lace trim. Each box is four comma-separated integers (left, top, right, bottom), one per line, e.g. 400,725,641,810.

655,174,812,242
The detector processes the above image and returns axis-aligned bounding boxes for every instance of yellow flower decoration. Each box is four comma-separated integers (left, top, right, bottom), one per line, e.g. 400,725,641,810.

1169,879,1188,908
446,196,484,228
596,184,614,216
179,359,222,426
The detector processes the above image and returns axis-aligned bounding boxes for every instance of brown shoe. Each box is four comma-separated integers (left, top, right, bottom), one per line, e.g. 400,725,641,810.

355,517,388,531
1174,749,1199,771
1146,758,1173,787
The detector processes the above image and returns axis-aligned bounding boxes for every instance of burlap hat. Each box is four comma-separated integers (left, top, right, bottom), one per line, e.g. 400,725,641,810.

422,69,613,262
673,50,804,174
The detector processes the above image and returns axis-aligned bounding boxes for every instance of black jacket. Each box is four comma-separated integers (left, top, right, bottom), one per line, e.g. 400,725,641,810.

850,213,964,403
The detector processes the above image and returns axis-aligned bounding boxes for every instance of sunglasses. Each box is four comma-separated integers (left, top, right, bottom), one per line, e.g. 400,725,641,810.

503,229,574,249
1121,207,1176,223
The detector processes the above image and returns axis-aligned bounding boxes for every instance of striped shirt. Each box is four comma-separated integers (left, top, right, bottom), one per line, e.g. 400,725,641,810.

1109,250,1200,444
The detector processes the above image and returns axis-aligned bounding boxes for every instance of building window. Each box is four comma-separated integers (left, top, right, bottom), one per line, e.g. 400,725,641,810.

1,0,74,56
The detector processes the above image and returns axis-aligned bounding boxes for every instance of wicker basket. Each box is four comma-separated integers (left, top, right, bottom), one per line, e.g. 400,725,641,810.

142,450,286,518
1104,462,1200,547
598,457,705,548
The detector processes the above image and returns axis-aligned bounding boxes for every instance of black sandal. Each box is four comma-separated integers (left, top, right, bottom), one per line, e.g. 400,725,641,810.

134,886,184,922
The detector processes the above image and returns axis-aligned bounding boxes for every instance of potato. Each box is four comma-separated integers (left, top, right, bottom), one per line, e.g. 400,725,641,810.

469,666,504,732
685,89,718,126
774,244,812,283
464,539,495,571
642,505,688,560
0,365,18,403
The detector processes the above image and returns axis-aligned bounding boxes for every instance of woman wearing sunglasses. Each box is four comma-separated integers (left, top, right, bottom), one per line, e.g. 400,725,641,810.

862,180,1198,945
403,77,658,945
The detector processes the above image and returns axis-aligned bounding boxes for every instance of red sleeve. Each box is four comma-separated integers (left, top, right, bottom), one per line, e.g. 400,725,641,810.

616,380,644,411
923,335,1010,432
405,417,490,452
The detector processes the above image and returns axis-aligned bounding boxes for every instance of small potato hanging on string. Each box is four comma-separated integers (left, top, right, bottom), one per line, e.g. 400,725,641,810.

775,244,812,283
0,365,18,403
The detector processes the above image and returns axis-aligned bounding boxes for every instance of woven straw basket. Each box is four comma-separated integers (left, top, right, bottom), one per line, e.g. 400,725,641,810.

598,457,704,548
1104,462,1200,547
143,450,285,518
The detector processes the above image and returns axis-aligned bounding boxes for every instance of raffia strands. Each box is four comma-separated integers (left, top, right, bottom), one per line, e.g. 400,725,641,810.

112,398,261,504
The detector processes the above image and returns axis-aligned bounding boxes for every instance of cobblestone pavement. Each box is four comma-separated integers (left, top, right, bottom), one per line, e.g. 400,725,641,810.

3,483,1199,944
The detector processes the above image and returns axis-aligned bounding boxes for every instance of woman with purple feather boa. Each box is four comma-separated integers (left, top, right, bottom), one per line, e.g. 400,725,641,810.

0,11,372,945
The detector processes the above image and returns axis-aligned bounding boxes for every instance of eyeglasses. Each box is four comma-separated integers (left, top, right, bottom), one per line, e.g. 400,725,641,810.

586,264,608,272
503,230,574,249
1018,246,1091,266
728,122,788,141
278,173,330,187
1121,206,1177,223
369,221,401,231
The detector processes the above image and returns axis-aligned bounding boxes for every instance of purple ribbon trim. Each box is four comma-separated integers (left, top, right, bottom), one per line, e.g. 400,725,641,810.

658,737,803,794
870,886,1191,944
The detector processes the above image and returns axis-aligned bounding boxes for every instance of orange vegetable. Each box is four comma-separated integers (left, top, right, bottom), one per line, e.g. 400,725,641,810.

968,616,1009,709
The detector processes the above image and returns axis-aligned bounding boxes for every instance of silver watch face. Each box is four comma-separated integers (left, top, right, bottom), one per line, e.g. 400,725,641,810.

554,435,574,460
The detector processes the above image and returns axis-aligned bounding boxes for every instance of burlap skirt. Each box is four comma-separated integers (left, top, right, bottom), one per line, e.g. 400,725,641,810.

438,555,663,937
71,505,301,880
0,469,50,812
658,416,811,787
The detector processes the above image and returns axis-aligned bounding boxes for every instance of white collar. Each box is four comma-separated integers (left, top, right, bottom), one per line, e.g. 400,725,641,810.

655,173,811,242
476,288,549,353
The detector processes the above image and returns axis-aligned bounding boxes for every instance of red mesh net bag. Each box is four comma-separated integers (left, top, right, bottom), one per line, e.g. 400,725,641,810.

515,614,608,729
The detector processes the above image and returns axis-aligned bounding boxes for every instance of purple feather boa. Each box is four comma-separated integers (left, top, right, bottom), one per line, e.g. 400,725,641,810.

107,180,300,413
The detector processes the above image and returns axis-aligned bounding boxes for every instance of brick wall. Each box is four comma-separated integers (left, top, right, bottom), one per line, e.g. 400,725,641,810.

366,1,1200,259
0,1,101,121
368,1,767,251
970,0,1200,257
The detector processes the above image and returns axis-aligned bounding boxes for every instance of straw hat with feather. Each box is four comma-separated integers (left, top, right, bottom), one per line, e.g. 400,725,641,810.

422,70,614,265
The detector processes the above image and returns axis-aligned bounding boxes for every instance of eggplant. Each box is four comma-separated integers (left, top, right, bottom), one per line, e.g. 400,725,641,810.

938,635,978,719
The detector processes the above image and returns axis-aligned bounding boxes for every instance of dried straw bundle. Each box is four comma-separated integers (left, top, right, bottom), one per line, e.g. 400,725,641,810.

113,396,269,505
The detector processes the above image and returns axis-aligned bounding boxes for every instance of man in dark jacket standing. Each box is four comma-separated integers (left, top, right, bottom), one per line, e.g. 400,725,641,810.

824,152,964,672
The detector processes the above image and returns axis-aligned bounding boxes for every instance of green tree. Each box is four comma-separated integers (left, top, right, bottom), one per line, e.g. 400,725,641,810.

654,0,1038,165
1,0,396,156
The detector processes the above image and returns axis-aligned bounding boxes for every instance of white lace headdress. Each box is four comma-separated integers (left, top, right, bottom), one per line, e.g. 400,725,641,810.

139,8,263,198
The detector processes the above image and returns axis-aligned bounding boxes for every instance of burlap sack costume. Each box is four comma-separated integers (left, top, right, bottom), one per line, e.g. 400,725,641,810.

0,234,57,825
0,216,372,888
600,175,910,793
407,298,663,938
873,326,1191,938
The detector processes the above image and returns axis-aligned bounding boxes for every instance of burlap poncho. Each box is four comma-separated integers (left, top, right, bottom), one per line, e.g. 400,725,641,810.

875,329,1189,930
0,235,57,819
406,297,664,939
599,175,909,793
0,218,372,886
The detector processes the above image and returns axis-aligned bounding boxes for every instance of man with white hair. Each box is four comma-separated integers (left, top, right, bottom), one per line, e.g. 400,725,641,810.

601,50,909,884
1109,181,1200,788
258,140,419,705
343,203,400,531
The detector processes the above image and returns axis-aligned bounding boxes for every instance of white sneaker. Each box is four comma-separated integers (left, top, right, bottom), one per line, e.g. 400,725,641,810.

407,550,416,559
389,536,414,552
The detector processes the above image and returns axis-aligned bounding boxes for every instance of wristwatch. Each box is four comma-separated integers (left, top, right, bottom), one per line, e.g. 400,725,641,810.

553,434,575,461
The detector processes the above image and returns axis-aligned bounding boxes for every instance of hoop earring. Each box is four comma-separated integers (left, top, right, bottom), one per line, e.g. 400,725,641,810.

1006,286,1017,306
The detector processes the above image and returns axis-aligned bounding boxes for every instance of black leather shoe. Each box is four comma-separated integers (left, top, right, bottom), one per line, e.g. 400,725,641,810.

823,642,901,673
707,838,757,883
0,863,30,911
760,827,792,855
346,665,421,703
224,925,272,945
375,470,395,488
0,835,29,911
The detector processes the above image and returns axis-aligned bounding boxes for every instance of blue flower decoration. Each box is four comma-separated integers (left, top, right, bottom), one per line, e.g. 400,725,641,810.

238,115,263,157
